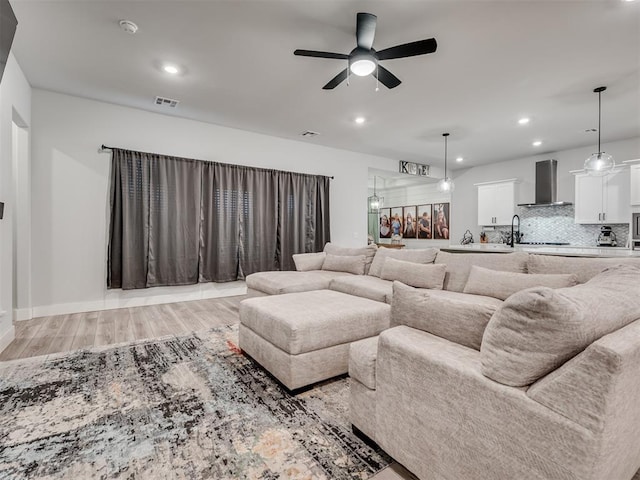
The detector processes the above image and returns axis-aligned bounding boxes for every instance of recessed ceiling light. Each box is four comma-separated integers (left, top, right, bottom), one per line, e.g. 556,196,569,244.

163,64,180,75
456,157,464,162
518,117,530,125
532,140,542,147
355,116,366,124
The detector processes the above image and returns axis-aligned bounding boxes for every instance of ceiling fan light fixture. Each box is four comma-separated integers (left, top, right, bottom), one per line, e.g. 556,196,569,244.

350,57,376,76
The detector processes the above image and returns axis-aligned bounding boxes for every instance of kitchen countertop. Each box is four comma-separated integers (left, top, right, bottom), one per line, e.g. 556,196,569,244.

443,243,640,257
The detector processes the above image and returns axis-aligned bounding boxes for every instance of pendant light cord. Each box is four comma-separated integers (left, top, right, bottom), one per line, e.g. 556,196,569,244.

443,133,450,178
597,89,602,154
593,86,606,155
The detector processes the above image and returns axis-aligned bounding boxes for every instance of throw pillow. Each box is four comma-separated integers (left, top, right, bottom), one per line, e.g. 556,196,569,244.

368,248,438,278
381,258,446,290
324,243,377,274
481,264,640,387
391,282,501,350
463,266,578,300
292,252,326,272
321,253,367,275
434,251,529,292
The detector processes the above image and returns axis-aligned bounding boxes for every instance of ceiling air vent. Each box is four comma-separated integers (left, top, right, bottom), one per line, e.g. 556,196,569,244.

299,130,320,138
154,96,179,108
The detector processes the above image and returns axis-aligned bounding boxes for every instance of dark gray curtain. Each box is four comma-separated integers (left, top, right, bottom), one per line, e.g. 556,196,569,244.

278,172,331,271
108,149,149,289
199,163,279,282
147,155,202,287
107,148,330,290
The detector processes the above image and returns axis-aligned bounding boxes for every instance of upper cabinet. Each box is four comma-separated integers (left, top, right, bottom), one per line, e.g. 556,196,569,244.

574,168,630,224
630,164,640,206
476,180,516,226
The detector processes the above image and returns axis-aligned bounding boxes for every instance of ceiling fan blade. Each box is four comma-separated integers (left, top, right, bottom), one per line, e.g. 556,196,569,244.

323,69,349,90
294,49,349,60
356,12,377,50
374,65,401,89
377,38,437,60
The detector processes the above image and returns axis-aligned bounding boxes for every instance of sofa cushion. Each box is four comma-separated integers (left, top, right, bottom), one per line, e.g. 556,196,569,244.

481,264,640,387
324,243,377,274
463,266,578,300
380,258,447,290
391,281,502,350
349,337,379,390
292,252,326,272
322,253,366,275
330,275,393,303
435,251,529,292
368,248,438,278
527,254,640,284
245,270,353,295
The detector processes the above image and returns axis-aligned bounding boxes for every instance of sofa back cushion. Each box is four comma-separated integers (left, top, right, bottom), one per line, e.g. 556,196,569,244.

368,247,438,278
391,281,502,350
481,264,640,387
463,266,578,300
435,251,529,292
381,258,446,290
527,254,640,284
292,252,326,272
322,254,367,275
324,243,377,274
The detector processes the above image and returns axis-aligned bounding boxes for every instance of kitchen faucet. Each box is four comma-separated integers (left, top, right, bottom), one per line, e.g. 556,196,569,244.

510,214,520,248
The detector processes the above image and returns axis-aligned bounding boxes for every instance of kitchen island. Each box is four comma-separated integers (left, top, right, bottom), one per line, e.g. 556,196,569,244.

443,243,640,258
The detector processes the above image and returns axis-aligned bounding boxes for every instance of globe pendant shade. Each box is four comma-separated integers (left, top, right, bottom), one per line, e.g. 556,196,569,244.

584,152,614,177
437,177,455,193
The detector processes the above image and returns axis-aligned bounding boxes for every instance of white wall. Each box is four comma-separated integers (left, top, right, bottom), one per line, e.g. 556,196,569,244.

450,137,640,242
30,89,398,317
0,53,31,349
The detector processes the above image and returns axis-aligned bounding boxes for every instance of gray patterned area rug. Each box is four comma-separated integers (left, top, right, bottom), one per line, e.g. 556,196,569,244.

0,325,389,479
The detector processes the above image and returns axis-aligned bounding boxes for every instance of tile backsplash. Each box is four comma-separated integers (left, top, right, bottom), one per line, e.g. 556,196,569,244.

485,205,630,247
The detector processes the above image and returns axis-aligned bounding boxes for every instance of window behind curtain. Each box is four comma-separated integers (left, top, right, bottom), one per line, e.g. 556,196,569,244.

107,149,330,290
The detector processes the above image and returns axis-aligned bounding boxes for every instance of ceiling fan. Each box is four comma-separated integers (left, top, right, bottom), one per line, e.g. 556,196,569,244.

294,12,437,90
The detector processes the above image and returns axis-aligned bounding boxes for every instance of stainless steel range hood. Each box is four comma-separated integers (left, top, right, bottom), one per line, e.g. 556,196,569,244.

517,159,573,207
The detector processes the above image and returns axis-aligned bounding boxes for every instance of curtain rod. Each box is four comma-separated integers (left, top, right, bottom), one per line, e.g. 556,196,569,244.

98,144,334,179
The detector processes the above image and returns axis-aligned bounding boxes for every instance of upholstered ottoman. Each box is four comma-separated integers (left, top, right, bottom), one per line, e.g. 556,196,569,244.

239,289,391,391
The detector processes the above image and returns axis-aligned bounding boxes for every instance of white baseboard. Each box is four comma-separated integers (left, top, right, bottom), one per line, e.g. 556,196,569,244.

28,281,248,319
14,308,33,322
0,325,16,354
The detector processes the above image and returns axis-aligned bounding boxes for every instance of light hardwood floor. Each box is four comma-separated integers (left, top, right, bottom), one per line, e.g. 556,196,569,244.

0,296,244,362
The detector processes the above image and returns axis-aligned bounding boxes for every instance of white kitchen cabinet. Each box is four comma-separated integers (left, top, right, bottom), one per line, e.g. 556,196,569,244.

630,164,640,206
574,168,630,224
476,180,516,226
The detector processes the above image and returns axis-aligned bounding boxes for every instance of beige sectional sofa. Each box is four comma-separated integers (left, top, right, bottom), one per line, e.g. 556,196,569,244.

242,245,640,480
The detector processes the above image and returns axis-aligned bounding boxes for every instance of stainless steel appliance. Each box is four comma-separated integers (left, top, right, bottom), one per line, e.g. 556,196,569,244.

517,160,573,207
597,226,617,247
632,213,640,250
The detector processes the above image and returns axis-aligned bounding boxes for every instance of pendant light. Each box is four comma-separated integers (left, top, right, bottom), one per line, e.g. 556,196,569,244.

437,133,455,192
584,86,615,176
368,176,383,213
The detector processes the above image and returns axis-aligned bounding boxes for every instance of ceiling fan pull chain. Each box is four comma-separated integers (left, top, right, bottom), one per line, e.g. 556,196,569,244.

376,65,379,92
347,67,350,86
